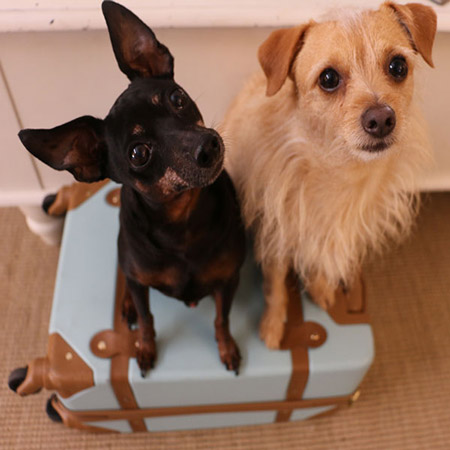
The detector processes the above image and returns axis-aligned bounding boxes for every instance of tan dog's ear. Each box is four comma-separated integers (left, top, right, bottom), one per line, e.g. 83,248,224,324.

258,23,311,97
384,2,437,67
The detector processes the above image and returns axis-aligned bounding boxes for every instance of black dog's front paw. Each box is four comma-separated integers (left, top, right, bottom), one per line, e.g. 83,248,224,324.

136,339,157,377
217,336,241,376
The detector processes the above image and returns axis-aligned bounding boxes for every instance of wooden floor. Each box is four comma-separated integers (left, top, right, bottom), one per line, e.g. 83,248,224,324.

1,194,450,449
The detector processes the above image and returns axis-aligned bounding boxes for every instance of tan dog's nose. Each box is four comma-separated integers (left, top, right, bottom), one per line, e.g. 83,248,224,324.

361,105,396,138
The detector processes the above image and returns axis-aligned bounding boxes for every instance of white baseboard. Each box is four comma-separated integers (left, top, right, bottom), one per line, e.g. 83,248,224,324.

0,190,53,207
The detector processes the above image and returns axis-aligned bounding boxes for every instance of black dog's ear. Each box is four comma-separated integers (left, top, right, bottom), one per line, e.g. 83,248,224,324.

19,116,107,183
102,1,174,81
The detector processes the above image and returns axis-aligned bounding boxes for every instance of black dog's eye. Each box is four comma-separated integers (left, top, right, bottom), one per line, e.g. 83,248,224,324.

318,68,341,92
169,88,188,110
129,144,152,168
388,56,408,81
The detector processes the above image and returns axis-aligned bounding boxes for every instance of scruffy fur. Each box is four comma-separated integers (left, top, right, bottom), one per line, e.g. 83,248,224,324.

223,2,436,348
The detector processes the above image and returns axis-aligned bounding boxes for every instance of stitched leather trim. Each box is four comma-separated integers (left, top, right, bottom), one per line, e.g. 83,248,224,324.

16,333,94,398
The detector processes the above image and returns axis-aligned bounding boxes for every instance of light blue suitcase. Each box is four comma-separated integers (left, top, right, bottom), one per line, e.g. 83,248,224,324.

10,181,374,433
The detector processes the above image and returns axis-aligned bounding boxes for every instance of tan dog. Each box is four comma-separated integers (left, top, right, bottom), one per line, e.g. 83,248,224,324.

223,2,437,349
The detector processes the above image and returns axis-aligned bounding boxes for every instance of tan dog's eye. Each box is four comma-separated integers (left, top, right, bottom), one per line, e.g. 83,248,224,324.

388,56,408,81
318,68,341,92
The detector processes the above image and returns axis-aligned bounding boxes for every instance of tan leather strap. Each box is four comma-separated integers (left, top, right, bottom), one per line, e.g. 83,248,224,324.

51,392,353,427
50,394,118,433
91,269,147,432
276,271,327,422
328,276,370,325
111,269,147,431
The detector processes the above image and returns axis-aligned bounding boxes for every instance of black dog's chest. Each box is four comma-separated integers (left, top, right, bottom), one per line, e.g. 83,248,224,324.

128,240,238,303
134,264,209,303
119,174,245,303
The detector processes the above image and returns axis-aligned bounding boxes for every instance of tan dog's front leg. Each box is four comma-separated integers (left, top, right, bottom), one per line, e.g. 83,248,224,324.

259,262,289,349
305,274,336,310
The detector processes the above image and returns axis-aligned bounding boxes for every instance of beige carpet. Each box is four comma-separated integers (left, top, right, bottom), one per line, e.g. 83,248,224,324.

1,193,450,449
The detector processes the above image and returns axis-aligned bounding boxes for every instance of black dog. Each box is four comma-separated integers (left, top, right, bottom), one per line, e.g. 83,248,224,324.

19,1,245,376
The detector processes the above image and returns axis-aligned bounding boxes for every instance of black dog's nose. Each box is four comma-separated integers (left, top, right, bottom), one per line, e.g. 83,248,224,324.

194,134,221,168
361,105,396,138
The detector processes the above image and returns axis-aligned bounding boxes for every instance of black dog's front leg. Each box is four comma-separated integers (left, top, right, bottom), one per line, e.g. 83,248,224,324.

214,275,241,375
125,277,156,377
121,285,137,329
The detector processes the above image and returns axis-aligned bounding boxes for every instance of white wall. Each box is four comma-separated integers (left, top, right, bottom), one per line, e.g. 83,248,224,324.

0,28,449,202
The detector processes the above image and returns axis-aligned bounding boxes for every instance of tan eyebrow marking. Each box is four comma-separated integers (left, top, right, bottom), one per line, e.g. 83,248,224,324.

151,94,161,105
132,124,144,135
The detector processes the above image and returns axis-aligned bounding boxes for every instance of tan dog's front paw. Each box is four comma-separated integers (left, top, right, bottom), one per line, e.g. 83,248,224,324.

311,291,335,310
306,277,336,310
259,311,285,349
